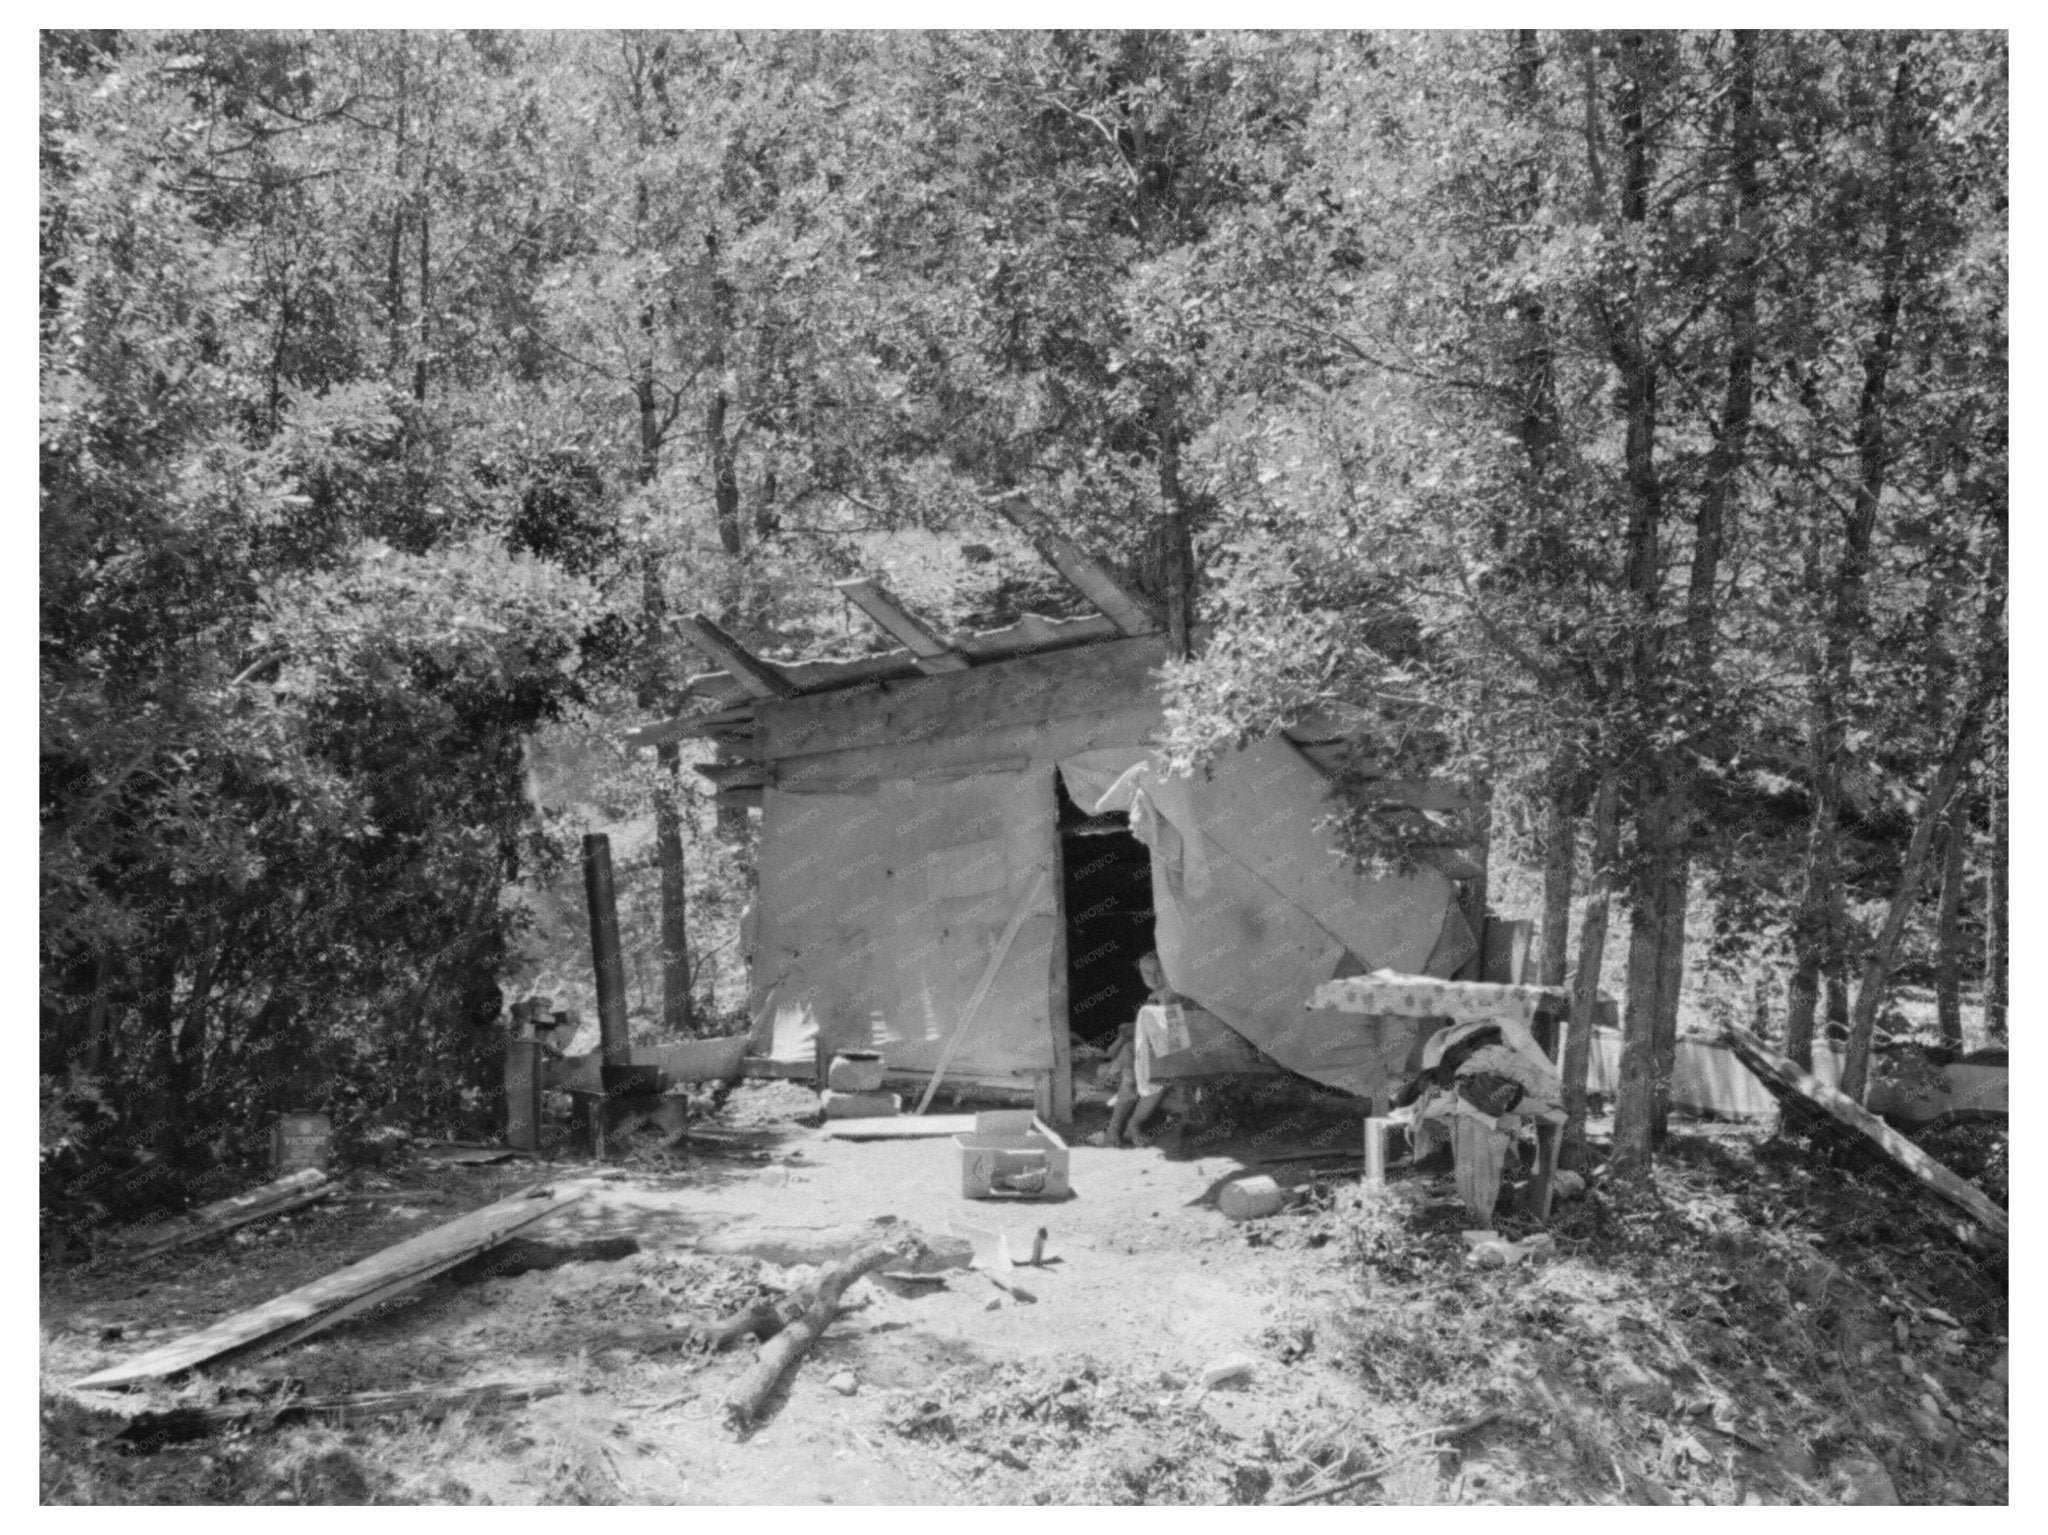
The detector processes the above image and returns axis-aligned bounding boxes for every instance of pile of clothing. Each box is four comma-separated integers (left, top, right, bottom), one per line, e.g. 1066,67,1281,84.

1395,1016,1565,1223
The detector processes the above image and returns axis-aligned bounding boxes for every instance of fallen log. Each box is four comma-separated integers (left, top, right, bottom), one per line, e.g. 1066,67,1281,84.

722,1240,908,1427
695,1296,797,1351
1722,1025,2008,1242
75,1182,589,1390
111,1381,563,1452
111,1170,333,1262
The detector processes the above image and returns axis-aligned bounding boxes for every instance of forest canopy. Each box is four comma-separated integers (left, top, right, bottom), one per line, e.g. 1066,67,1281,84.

40,30,2006,1209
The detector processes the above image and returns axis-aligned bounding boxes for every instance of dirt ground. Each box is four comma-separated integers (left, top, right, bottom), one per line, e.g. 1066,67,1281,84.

40,1084,2009,1505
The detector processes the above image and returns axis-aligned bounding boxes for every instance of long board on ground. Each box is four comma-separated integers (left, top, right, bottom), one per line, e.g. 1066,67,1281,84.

113,1381,564,1450
111,1169,333,1261
821,1115,980,1140
75,1183,588,1390
1721,1025,2008,1242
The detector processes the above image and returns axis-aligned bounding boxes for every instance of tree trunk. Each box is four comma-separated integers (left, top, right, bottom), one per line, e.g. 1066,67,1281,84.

1152,415,1198,661
413,195,430,403
1536,769,1576,988
1784,943,1820,1067
637,353,694,1035
1841,578,2004,1099
1825,965,1850,1044
1792,41,1913,1073
1561,774,1619,1172
1984,738,2007,1041
1602,36,1669,1189
1614,799,1676,1178
1649,842,1690,1144
1458,776,1494,980
709,391,742,559
1934,790,1969,1051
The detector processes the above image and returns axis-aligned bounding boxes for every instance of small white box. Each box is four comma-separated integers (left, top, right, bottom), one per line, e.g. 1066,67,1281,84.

954,1111,1070,1200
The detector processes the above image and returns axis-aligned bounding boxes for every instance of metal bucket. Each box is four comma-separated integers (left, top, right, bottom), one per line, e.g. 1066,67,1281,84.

272,1111,332,1173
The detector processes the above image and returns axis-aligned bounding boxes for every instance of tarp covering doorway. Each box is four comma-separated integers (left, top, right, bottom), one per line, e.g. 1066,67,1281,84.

1072,737,1477,1101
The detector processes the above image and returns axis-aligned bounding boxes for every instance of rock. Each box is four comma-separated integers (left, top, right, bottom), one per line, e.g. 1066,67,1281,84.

1202,1352,1256,1388
1469,1241,1516,1269
1219,1176,1289,1221
1989,1347,2008,1386
1600,1355,1674,1414
1774,1439,1818,1480
1832,1454,1899,1505
1552,1169,1587,1200
985,1298,1002,1311
827,1371,858,1396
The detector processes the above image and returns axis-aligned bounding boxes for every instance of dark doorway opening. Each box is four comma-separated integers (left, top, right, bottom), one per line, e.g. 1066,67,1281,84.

1057,773,1155,1047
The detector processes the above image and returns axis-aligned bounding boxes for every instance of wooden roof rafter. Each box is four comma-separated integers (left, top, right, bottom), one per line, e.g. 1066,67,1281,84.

987,491,1162,638
672,613,790,701
832,576,971,674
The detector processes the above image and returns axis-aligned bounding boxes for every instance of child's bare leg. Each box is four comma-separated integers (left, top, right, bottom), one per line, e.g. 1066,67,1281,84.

1125,1089,1167,1144
1094,1082,1136,1146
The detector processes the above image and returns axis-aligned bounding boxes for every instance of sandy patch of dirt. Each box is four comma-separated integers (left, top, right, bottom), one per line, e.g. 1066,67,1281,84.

41,1089,2007,1504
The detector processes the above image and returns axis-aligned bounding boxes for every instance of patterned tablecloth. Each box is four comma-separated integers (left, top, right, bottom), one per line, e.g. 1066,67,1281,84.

1310,973,1567,1026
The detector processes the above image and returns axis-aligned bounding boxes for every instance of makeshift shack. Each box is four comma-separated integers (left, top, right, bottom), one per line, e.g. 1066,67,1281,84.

633,510,1510,1122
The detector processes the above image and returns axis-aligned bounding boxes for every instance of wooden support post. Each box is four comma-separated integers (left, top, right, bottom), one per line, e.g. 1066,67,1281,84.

834,576,971,673
1046,814,1074,1127
504,1039,541,1153
915,869,1050,1115
1363,1117,1392,1187
582,834,631,1073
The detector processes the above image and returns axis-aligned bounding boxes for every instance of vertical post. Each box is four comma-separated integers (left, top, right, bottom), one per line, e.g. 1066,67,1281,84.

1046,820,1075,1127
1363,1117,1392,1188
582,834,631,1070
504,1039,540,1153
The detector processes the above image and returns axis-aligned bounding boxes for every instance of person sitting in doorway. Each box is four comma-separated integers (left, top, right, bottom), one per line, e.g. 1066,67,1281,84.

1090,952,1178,1147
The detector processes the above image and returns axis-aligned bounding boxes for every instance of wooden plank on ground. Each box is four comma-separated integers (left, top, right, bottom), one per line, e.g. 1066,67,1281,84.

1721,1025,2008,1241
822,1115,981,1140
74,1183,589,1390
110,1170,332,1260
112,1381,565,1450
740,1055,817,1081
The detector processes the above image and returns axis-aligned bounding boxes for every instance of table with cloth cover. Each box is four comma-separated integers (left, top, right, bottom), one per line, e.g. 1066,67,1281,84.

1310,973,1570,1223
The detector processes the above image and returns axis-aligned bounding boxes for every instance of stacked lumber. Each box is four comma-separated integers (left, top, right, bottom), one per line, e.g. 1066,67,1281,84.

76,1182,589,1390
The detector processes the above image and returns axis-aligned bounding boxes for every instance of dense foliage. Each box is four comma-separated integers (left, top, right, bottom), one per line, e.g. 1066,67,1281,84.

40,30,2005,1221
